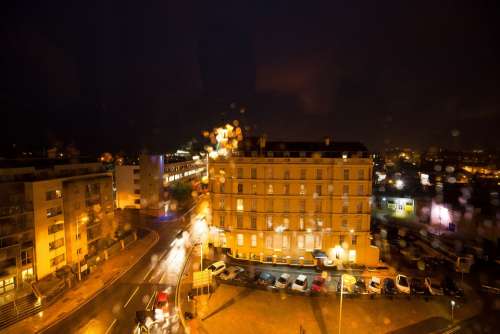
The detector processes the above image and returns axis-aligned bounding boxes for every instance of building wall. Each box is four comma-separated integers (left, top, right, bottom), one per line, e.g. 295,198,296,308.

0,183,35,294
31,179,67,279
115,165,140,209
209,156,379,266
139,155,164,213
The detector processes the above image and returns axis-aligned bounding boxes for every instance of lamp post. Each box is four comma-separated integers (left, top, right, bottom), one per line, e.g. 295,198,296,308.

338,274,344,334
450,300,456,322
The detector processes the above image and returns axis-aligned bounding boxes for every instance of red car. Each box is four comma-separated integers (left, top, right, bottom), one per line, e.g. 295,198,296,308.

311,275,326,293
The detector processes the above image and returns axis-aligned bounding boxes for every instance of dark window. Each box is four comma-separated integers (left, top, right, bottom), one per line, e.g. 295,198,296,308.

134,189,140,194
46,206,62,218
237,215,243,229
134,199,140,204
237,184,243,193
21,249,33,266
46,190,62,201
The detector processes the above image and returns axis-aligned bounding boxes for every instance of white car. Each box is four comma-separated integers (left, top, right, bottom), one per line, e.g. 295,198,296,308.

368,276,382,294
424,277,444,296
396,274,410,294
205,261,226,276
219,266,244,281
291,275,308,292
275,273,291,289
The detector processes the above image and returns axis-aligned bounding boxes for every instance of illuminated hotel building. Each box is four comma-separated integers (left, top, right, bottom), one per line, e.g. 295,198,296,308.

209,139,380,266
0,162,114,297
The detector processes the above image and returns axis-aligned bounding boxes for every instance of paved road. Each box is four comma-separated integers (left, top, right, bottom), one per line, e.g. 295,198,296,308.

42,212,188,334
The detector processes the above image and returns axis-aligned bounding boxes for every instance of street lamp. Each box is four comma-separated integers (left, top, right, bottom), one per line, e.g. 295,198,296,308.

450,300,456,322
338,274,344,334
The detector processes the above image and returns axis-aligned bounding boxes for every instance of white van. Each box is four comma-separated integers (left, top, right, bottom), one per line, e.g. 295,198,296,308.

206,261,226,276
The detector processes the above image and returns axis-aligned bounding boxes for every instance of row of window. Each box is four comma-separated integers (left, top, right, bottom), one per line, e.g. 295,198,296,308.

48,222,64,234
46,189,62,201
49,237,65,251
224,183,365,196
219,215,362,231
226,198,365,213
234,233,357,248
232,167,369,180
50,253,65,267
46,206,62,218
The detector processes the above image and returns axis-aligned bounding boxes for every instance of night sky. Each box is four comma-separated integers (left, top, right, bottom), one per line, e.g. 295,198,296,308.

2,0,499,155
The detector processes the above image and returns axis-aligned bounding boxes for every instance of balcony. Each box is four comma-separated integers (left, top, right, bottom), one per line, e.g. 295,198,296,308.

0,203,33,218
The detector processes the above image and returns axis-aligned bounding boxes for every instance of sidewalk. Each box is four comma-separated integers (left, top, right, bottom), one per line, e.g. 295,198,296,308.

4,230,159,334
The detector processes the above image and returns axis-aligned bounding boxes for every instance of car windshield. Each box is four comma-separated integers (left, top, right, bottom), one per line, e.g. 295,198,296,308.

278,277,287,284
208,265,215,271
399,276,408,286
371,281,380,288
295,279,305,286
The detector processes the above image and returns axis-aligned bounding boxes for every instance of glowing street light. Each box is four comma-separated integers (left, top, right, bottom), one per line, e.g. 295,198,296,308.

450,300,456,322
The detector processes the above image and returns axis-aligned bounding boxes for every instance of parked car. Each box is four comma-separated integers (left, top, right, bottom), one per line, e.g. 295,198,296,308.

382,278,398,297
311,275,326,293
219,266,244,281
395,274,411,295
441,276,464,298
410,278,427,296
354,277,369,295
424,277,444,296
291,275,308,292
205,261,226,277
275,273,291,289
368,277,382,294
257,272,276,286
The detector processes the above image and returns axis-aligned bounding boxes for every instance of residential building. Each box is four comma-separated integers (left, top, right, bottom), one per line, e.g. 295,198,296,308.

0,161,114,298
209,138,379,266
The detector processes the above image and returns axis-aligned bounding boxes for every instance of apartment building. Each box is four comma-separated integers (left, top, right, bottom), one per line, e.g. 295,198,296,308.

115,155,205,214
209,139,380,266
0,161,114,297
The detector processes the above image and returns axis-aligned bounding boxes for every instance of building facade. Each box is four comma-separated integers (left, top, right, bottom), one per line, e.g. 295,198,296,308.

115,155,206,214
209,140,380,266
0,162,115,297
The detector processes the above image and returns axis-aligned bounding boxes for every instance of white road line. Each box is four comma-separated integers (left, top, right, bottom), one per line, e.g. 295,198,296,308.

123,286,140,308
146,292,156,310
105,318,117,334
159,271,166,283
143,266,154,281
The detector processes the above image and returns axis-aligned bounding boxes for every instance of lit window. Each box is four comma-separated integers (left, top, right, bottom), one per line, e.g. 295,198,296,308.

251,235,257,247
265,235,273,249
305,235,314,250
299,216,305,230
267,184,273,194
314,235,322,249
283,235,290,249
349,250,356,262
237,234,244,246
297,235,304,249
251,183,257,194
267,199,273,212
236,199,244,211
300,184,306,195
266,215,273,229
283,217,289,229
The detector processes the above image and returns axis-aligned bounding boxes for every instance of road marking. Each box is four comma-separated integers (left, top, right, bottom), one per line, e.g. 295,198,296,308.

123,286,140,308
143,266,154,281
146,292,156,310
105,318,117,334
442,326,461,334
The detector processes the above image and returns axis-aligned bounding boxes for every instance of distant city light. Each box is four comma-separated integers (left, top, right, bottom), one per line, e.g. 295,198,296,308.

395,179,404,190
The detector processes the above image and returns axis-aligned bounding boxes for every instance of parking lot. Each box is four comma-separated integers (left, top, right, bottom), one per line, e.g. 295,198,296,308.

193,283,479,334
